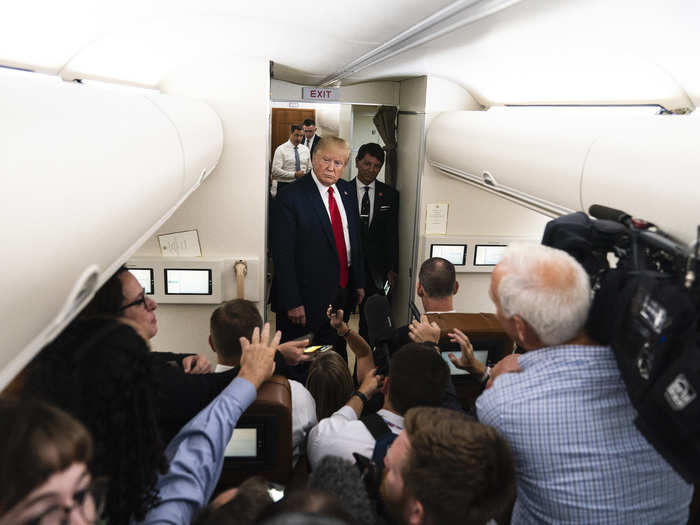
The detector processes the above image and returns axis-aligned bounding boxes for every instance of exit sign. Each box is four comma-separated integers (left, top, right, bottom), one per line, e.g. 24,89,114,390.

302,87,340,101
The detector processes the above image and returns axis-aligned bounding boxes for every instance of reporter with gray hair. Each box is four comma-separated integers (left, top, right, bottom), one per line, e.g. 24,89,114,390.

472,243,692,524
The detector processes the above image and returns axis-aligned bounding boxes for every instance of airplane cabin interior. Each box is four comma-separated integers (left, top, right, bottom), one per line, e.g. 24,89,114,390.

2,0,699,523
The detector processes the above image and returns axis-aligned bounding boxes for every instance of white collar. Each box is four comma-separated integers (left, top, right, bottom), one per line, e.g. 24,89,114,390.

311,170,338,194
215,363,236,373
377,408,404,431
288,139,299,148
357,178,376,191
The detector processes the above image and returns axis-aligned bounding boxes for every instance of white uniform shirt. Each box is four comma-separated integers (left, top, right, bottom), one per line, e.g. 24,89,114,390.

306,406,403,469
214,364,317,463
355,179,376,225
311,170,352,266
271,140,311,183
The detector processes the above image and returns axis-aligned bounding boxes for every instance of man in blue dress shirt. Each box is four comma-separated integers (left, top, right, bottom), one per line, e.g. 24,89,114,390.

135,324,280,525
475,243,692,524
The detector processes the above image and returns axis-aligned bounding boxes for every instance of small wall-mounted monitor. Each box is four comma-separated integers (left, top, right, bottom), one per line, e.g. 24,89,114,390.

225,427,261,458
474,244,507,266
430,244,467,266
128,268,154,295
164,268,212,295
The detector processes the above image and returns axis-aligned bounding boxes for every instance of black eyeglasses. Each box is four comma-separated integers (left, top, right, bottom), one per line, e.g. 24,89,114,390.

25,478,107,525
119,290,153,312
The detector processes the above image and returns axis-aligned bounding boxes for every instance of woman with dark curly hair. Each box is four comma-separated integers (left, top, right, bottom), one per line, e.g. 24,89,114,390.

23,317,169,525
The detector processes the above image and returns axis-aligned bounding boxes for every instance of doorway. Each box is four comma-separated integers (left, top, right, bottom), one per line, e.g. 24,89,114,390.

271,108,316,154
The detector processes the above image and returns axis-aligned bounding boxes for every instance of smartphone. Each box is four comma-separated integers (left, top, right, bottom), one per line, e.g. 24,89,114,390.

331,287,349,314
409,300,421,321
304,344,333,354
293,332,314,344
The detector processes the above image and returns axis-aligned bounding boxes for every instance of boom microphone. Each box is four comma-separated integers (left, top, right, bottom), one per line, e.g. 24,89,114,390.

589,204,632,226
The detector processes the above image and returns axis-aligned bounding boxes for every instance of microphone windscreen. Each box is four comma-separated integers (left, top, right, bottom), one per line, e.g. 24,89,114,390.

309,456,376,525
364,294,393,347
589,204,630,224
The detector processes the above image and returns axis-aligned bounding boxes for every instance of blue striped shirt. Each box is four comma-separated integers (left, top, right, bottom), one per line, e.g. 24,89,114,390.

477,345,692,524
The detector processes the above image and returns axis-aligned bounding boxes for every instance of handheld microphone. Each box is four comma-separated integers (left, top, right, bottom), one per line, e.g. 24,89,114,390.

364,294,396,374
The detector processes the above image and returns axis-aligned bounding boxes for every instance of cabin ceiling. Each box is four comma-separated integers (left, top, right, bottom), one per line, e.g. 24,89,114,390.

2,0,699,109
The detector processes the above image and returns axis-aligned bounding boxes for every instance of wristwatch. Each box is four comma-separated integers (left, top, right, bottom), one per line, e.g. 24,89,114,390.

352,390,369,406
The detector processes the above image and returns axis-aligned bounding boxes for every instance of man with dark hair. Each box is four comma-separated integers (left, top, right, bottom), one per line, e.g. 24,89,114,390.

271,124,310,196
208,299,317,462
307,343,449,469
380,406,515,525
302,118,321,156
209,299,264,371
350,142,399,344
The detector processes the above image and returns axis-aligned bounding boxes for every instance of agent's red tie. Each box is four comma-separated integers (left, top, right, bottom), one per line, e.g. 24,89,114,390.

328,187,349,288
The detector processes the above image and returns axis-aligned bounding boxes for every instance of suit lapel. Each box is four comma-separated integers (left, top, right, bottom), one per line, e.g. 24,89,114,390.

304,175,336,252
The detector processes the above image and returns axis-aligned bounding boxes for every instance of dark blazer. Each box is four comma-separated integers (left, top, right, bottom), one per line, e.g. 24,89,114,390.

305,134,321,157
351,178,399,291
271,173,365,332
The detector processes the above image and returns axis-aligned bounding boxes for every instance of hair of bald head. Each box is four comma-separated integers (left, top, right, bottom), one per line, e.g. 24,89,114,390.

313,136,350,159
496,243,591,345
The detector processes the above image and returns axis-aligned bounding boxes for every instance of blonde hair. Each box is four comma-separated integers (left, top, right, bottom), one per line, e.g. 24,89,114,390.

314,136,350,159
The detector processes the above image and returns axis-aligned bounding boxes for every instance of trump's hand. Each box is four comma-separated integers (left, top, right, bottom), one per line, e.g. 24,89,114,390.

288,306,306,326
238,324,281,389
182,354,212,374
448,328,486,376
355,288,365,307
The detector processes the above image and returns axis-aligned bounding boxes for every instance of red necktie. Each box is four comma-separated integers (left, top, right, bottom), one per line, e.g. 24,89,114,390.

328,187,349,288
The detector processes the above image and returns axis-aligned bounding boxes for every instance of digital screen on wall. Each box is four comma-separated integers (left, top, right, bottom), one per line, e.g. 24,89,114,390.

164,269,212,295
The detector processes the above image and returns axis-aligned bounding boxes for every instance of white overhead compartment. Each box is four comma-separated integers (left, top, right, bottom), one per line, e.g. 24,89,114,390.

0,68,223,390
427,109,700,243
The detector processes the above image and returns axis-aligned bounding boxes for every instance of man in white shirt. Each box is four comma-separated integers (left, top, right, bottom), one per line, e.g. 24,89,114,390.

306,343,449,469
208,299,317,462
270,125,310,197
302,118,321,157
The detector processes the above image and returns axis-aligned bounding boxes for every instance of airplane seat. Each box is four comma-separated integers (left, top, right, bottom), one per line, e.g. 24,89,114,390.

217,375,292,490
426,312,514,411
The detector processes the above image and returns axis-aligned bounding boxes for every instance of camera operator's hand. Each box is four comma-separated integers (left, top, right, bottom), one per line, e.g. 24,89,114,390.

327,306,347,334
486,354,521,389
409,315,441,344
277,339,312,366
287,305,306,326
238,324,281,390
448,328,486,376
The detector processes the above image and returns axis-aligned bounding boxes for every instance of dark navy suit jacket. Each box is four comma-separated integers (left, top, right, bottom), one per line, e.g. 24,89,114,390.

350,178,399,290
271,173,365,333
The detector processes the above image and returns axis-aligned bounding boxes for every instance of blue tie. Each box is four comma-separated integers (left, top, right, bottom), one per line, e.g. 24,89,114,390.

294,145,300,172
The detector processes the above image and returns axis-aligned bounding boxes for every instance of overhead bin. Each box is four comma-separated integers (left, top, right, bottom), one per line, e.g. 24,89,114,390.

0,68,223,390
427,109,700,243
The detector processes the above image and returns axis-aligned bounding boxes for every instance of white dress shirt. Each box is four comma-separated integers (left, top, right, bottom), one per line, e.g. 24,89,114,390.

355,179,376,225
311,170,352,266
271,140,311,183
214,364,317,463
304,134,318,151
306,406,403,469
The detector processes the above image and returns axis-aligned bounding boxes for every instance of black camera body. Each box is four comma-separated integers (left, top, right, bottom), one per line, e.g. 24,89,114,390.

543,207,700,482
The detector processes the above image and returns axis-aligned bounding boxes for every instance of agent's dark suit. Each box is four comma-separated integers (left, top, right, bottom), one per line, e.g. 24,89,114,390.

271,173,365,355
351,178,399,341
304,134,321,157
